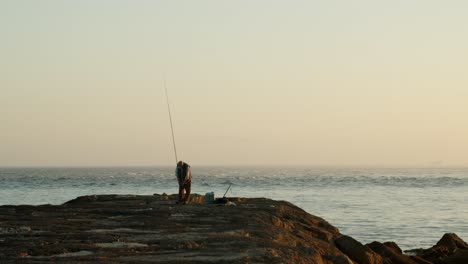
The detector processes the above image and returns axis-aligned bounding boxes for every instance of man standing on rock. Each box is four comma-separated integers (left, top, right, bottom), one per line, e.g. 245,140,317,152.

175,161,192,205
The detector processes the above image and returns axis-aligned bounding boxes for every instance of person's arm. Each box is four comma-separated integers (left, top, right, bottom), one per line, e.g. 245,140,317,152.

179,165,189,184
186,166,192,182
175,168,182,185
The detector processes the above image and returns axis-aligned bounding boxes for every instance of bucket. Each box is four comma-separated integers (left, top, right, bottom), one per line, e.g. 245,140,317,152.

205,192,215,203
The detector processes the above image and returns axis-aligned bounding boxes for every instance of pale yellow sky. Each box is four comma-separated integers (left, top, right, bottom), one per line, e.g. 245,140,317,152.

1,1,468,167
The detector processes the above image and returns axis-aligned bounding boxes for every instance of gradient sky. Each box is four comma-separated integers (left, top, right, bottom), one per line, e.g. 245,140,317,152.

1,1,468,167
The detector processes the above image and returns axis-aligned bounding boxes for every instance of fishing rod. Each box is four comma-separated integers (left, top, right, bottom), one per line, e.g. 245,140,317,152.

164,76,178,164
223,184,232,198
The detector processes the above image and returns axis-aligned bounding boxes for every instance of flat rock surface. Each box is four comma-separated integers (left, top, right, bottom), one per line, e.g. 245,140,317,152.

1,194,467,264
0,194,349,263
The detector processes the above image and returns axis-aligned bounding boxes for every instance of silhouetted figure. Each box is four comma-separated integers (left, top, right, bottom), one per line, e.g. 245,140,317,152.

175,161,192,205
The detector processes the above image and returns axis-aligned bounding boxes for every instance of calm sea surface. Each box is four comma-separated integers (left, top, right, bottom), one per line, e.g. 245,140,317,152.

1,167,467,250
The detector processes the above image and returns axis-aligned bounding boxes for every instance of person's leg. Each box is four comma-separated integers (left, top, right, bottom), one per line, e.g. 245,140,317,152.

183,181,191,204
178,184,185,204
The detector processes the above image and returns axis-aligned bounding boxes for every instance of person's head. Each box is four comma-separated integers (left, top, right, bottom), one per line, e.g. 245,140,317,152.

177,161,184,167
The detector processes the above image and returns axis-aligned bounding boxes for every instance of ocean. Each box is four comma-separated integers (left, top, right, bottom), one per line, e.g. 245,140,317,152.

1,166,467,250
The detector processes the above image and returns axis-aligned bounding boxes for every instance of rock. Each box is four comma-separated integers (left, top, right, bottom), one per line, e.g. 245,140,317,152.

436,233,468,251
409,256,433,264
413,233,468,264
0,226,32,234
383,241,403,254
367,241,418,264
1,194,468,264
335,235,384,264
18,226,32,233
442,250,468,264
0,194,350,263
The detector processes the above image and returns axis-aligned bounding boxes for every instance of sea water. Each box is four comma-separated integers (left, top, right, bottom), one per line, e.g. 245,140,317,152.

0,166,467,250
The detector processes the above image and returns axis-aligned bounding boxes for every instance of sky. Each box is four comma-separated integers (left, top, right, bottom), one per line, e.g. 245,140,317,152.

1,0,468,167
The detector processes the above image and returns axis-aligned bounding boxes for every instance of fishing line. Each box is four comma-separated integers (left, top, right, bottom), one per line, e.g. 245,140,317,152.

164,76,178,164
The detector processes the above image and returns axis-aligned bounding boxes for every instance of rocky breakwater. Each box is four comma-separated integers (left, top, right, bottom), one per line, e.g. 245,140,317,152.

0,194,467,263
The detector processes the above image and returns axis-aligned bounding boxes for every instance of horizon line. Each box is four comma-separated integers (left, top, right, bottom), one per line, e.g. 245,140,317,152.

1,164,467,169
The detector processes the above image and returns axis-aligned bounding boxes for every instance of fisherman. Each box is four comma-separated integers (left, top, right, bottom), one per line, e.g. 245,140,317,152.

175,161,192,205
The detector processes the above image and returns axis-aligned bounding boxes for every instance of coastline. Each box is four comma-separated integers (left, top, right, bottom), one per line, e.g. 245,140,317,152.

1,194,467,263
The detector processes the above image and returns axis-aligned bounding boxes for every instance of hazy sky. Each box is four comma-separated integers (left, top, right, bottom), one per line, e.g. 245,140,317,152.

1,1,468,167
